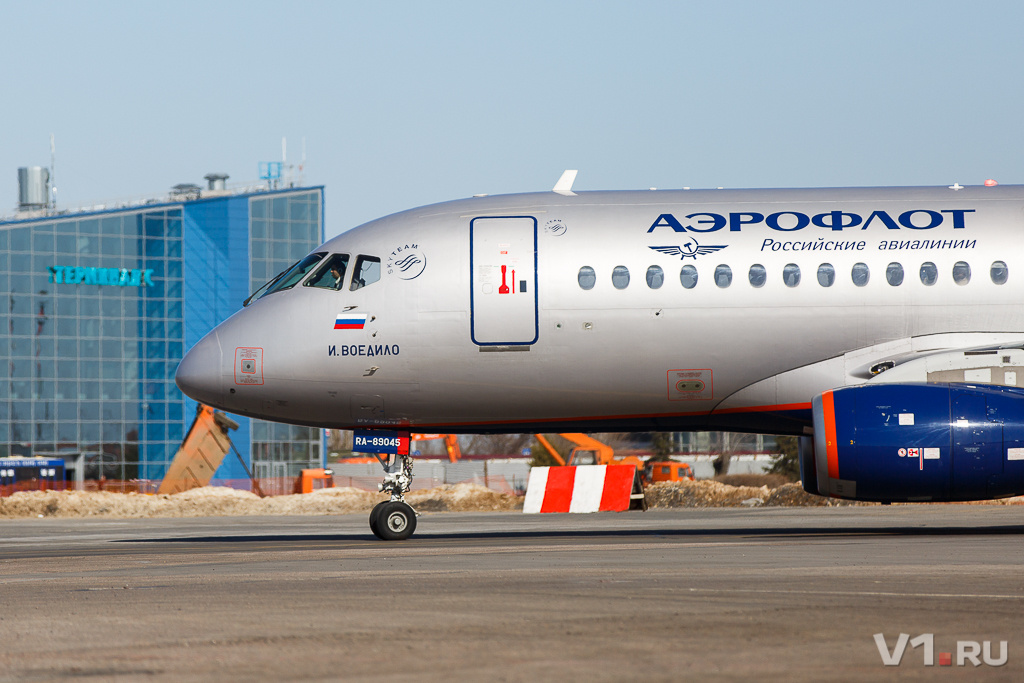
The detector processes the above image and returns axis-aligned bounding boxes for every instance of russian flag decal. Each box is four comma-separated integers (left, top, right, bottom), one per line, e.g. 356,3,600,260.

335,313,368,330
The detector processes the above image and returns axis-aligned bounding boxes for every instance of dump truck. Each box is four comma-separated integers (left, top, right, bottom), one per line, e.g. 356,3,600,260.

158,405,240,495
647,460,695,483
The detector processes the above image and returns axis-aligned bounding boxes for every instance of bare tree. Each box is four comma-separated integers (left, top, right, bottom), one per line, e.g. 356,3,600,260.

463,433,534,457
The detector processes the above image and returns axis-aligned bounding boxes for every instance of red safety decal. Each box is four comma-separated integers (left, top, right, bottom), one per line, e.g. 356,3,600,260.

540,466,576,513
599,466,636,512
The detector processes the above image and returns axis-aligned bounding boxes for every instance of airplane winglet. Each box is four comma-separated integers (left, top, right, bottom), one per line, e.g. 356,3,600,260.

553,169,578,196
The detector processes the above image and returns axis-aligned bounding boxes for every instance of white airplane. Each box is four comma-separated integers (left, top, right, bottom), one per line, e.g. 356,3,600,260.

176,172,1024,539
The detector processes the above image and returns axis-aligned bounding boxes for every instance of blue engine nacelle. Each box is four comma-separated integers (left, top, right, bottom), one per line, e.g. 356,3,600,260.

803,383,1024,502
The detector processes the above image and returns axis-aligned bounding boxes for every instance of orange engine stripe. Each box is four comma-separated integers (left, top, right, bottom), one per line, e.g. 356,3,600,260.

821,390,839,479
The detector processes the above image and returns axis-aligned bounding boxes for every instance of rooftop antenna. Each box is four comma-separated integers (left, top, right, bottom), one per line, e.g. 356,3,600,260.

282,136,295,187
49,133,56,209
300,137,306,185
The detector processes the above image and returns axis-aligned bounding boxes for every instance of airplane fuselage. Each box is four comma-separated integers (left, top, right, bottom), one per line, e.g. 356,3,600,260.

176,184,1024,435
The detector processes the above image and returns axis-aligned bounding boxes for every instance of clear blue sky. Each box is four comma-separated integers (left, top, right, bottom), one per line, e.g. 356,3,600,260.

2,0,1023,238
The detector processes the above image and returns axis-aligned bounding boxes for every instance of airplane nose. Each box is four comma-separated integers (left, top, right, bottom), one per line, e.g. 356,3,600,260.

175,330,224,404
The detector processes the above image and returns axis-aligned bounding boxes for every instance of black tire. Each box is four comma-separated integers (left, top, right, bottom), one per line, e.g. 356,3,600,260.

369,501,388,539
376,501,417,541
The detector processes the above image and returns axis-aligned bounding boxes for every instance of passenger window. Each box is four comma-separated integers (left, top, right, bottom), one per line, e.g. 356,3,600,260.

680,265,698,289
646,265,664,289
919,262,938,286
816,263,835,287
886,262,904,286
783,263,800,288
611,265,630,290
748,264,766,288
952,261,971,286
851,262,870,287
714,265,732,288
350,255,381,290
304,253,350,290
991,261,1009,285
578,266,596,290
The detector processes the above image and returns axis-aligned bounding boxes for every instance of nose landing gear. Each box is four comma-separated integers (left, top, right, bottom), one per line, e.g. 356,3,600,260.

370,454,418,540
369,500,417,540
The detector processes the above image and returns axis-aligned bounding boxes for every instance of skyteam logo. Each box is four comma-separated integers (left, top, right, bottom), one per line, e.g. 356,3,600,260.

544,218,567,236
386,244,427,280
649,237,727,260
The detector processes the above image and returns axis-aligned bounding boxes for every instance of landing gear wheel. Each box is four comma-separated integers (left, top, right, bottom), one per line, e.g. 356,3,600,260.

369,501,389,539
376,501,417,541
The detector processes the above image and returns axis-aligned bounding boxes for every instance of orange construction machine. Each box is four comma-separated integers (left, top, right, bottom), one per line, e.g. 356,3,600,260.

294,468,335,494
534,433,645,468
410,433,462,462
534,433,694,484
158,405,239,495
647,460,695,483
158,404,265,496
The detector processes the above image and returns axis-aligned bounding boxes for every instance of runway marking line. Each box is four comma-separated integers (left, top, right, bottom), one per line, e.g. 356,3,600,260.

685,587,1024,601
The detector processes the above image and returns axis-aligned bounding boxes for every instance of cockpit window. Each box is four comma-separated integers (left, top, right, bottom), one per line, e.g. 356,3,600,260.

304,253,350,290
243,270,285,306
243,252,326,306
350,255,381,291
257,252,326,299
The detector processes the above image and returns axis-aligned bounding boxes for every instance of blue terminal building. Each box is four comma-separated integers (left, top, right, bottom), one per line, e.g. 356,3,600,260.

0,175,325,488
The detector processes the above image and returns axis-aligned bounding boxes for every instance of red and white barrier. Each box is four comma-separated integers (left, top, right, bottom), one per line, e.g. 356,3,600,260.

523,465,641,513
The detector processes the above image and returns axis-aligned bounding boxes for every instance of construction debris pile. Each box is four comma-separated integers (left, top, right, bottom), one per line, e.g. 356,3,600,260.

0,483,522,519
645,480,858,507
2,480,1021,519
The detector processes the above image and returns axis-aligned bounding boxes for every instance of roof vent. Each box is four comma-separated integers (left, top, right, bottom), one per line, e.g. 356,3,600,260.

18,166,50,210
204,173,229,191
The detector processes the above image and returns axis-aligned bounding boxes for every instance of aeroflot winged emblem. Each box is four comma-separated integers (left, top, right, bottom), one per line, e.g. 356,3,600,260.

649,237,727,260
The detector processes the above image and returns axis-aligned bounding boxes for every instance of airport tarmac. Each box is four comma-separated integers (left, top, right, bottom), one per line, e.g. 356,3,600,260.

0,507,1021,682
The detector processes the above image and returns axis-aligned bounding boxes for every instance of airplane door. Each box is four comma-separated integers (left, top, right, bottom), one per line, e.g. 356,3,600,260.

470,216,538,346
